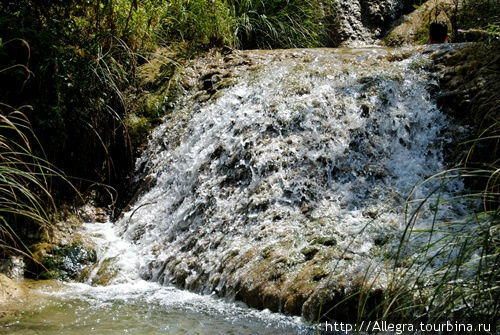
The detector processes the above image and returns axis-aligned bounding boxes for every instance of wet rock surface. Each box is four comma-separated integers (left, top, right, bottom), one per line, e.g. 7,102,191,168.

431,42,500,167
334,0,412,46
27,212,98,280
384,0,455,46
432,43,500,125
115,46,467,321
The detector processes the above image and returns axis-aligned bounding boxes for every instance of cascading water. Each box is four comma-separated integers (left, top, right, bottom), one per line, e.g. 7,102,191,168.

116,46,465,318
0,45,468,334
0,219,309,335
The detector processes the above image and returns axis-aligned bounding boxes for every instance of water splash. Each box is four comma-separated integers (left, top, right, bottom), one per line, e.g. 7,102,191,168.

116,46,465,315
0,220,310,335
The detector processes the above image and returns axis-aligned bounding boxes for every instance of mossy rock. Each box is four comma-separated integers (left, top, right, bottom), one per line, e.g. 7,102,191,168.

91,257,120,286
125,113,152,150
34,242,97,280
301,246,319,260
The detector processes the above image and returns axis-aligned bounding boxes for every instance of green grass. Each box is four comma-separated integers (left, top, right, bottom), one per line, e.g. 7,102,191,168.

228,0,337,49
0,44,74,260
0,109,58,258
351,121,499,325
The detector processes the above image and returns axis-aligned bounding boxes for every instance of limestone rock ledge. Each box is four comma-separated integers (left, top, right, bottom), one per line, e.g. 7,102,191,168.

0,274,25,306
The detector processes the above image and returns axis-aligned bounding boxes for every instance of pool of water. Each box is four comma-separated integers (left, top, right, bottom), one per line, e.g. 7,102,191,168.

0,280,313,335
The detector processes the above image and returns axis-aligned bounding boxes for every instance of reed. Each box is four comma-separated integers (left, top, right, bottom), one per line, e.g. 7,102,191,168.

0,108,59,257
367,121,498,324
227,0,336,49
0,41,74,259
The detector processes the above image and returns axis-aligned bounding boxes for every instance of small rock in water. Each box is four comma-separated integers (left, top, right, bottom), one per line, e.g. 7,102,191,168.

311,236,337,247
301,246,319,260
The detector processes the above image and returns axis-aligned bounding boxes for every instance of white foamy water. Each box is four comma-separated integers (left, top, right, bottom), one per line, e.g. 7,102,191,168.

2,47,469,334
0,220,311,335
115,46,466,312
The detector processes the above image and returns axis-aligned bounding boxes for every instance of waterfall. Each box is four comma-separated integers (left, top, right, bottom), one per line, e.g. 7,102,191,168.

112,46,465,317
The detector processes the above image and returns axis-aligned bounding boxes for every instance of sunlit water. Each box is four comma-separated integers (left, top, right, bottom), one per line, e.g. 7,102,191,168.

121,46,465,294
1,221,312,335
1,284,313,335
1,45,467,333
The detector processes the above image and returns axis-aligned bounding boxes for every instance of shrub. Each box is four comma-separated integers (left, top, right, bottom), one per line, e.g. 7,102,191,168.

0,1,146,201
160,0,235,47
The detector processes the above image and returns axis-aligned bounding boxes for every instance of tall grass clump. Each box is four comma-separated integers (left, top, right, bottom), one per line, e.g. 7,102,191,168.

157,0,338,49
160,0,236,47
228,0,337,49
0,40,71,258
0,109,60,258
376,120,499,324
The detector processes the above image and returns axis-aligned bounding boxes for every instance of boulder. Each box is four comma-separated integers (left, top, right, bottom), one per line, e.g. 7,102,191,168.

334,0,405,45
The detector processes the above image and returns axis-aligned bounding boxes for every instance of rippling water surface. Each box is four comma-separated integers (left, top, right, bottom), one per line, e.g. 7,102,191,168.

1,222,312,335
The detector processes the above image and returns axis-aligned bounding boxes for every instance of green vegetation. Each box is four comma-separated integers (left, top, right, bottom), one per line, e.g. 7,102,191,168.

454,0,500,35
387,41,500,324
157,0,337,48
0,38,65,259
0,108,58,259
228,0,337,48
1,0,498,326
160,0,235,47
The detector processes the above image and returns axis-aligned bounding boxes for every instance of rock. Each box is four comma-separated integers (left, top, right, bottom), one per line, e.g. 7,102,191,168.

384,0,455,46
431,42,500,165
0,276,65,320
455,29,500,43
300,203,310,214
333,0,405,46
90,257,119,286
301,246,320,260
32,242,97,280
25,212,98,281
78,205,109,223
312,236,337,247
0,274,25,305
0,256,24,281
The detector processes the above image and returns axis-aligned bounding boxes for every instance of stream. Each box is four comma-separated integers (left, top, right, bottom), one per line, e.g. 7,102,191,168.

0,221,312,335
1,44,467,334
